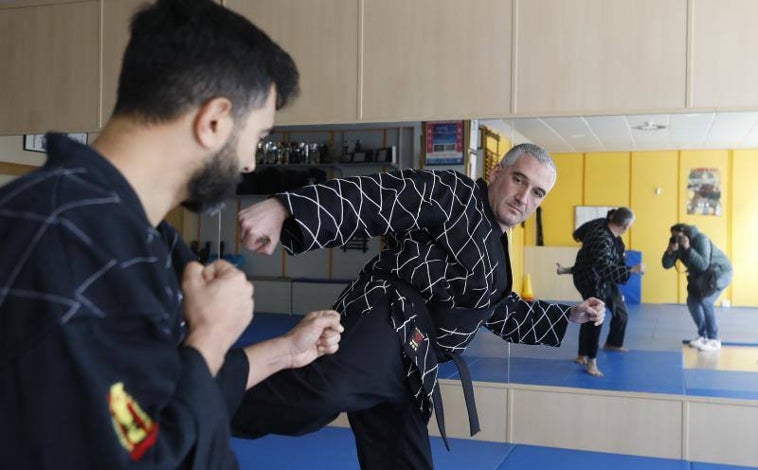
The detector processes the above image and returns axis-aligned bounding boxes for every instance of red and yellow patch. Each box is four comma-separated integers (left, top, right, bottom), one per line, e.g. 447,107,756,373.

409,327,426,352
108,382,159,460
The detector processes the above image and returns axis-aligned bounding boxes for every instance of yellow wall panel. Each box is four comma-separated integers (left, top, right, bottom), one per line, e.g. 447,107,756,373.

584,152,631,205
730,150,758,306
678,150,729,303
584,152,631,247
540,153,584,246
630,151,679,303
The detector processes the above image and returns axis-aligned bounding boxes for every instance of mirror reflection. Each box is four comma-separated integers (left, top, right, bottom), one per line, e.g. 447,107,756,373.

1,111,756,407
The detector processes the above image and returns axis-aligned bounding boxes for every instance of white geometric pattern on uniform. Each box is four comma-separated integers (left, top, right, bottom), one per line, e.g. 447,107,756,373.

275,169,572,417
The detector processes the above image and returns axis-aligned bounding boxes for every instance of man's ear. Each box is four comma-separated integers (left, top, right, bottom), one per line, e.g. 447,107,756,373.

193,97,234,150
488,163,502,184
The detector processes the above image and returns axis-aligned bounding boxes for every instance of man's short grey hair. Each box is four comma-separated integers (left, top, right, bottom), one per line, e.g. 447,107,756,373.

500,143,556,176
608,207,635,226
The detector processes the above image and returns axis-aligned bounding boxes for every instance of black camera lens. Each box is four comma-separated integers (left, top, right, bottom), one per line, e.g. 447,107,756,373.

669,236,678,244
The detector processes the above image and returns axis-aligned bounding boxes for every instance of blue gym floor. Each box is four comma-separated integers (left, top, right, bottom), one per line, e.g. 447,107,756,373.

232,304,758,469
231,427,756,469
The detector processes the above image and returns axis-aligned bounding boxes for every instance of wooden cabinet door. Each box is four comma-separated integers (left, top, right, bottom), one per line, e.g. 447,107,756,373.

100,0,147,127
0,1,100,134
515,0,687,116
690,0,758,109
228,0,360,125
361,0,512,122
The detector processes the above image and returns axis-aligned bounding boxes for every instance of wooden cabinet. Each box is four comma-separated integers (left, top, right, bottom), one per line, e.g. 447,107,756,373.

361,0,512,122
227,0,360,125
0,0,100,134
514,0,687,115
101,0,146,126
7,0,758,133
690,0,758,109
231,0,512,123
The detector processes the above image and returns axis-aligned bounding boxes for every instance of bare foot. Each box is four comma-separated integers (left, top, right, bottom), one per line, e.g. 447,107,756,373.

585,359,604,376
603,344,629,352
574,356,587,366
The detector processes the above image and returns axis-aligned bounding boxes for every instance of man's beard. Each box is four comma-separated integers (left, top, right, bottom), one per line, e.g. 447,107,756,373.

181,138,242,215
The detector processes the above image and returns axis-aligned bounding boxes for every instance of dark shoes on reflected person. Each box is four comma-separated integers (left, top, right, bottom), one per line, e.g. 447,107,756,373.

602,344,629,352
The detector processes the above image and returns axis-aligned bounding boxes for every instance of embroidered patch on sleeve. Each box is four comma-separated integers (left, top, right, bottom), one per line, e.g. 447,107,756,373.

108,382,159,461
408,327,426,352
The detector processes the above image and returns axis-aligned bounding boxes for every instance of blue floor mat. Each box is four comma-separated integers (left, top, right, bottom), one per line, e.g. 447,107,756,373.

685,369,758,400
496,445,689,470
444,351,686,395
231,426,515,470
231,427,756,470
237,312,757,399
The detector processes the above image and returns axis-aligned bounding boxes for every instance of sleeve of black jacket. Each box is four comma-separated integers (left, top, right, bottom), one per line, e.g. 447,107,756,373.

274,169,462,253
485,292,572,346
0,226,242,470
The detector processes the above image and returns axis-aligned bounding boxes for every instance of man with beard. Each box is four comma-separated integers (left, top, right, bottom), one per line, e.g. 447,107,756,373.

0,1,342,469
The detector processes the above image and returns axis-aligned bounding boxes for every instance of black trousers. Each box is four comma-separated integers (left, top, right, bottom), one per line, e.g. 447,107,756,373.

231,295,434,469
578,285,628,358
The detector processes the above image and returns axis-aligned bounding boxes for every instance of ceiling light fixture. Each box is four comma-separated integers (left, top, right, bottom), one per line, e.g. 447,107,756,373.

633,121,667,131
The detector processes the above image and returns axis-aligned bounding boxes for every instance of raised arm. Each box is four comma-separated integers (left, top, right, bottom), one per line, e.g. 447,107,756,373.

239,169,469,255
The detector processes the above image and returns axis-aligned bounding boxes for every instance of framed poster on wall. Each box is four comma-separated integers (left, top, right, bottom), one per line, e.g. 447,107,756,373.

686,167,721,216
423,121,464,165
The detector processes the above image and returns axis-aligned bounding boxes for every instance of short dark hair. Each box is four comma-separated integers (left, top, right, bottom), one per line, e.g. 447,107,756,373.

113,0,299,123
670,223,689,233
608,207,634,226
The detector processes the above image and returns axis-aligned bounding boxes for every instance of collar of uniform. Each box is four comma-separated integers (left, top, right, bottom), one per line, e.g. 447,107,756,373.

43,132,151,226
475,178,505,240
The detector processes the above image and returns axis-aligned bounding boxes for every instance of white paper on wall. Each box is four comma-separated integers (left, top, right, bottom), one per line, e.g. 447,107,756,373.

574,205,617,230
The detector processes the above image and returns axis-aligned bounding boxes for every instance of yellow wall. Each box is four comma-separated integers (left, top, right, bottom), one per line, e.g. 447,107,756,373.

540,153,584,246
540,147,757,307
584,152,631,247
732,150,758,306
630,151,679,303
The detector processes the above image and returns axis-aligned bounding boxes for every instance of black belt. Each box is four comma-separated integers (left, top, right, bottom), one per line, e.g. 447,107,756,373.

371,274,482,450
431,350,480,450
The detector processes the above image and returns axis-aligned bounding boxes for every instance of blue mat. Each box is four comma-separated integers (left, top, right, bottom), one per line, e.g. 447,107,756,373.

238,313,756,400
231,426,514,470
231,427,755,470
497,445,688,470
442,351,686,395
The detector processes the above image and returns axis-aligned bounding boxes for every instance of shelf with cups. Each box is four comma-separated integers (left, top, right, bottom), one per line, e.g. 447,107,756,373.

240,153,397,197
255,141,397,167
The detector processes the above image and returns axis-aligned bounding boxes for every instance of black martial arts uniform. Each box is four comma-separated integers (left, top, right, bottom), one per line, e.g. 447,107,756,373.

232,169,573,469
571,217,631,358
0,134,248,469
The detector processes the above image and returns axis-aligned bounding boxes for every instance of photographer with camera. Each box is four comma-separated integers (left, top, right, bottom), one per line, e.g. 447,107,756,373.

662,223,733,352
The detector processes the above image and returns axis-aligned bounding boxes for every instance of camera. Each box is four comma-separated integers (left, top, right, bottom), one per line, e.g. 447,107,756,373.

669,234,684,244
